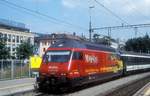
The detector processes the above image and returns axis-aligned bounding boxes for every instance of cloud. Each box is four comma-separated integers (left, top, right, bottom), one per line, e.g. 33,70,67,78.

62,0,79,8
114,0,150,16
23,0,49,3
61,0,150,24
136,0,150,16
62,0,87,9
94,0,150,17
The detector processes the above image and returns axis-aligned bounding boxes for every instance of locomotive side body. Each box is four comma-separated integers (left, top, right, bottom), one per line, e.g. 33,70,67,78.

75,49,123,85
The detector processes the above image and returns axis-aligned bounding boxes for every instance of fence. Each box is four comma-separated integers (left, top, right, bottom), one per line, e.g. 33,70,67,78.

0,60,31,80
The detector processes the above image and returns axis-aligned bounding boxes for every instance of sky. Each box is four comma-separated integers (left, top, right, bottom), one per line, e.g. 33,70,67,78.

1,0,150,41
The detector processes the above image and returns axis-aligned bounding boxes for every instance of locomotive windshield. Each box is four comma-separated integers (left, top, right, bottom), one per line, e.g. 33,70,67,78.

43,50,71,63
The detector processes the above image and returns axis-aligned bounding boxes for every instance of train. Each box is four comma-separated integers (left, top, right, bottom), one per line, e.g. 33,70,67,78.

35,38,150,92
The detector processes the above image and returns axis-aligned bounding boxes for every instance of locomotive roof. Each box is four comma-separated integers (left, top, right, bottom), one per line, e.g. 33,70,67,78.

50,39,117,53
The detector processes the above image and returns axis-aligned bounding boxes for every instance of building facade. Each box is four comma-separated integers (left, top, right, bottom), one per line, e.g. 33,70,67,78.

35,33,80,57
0,19,34,57
35,34,55,57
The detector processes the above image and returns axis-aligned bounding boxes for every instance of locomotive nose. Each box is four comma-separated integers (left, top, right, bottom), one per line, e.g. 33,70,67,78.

48,65,59,74
40,63,69,76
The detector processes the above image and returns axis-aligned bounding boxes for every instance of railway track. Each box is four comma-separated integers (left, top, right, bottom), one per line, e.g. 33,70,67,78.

104,76,150,96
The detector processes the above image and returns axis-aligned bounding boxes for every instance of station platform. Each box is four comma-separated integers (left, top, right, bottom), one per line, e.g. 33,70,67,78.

134,82,150,96
0,78,35,96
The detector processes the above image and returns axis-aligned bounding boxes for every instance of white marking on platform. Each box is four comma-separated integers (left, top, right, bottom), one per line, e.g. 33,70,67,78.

144,87,150,96
0,83,34,90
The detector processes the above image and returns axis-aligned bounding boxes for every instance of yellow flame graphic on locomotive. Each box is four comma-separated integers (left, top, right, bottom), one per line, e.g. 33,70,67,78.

110,54,123,73
100,55,123,73
112,60,123,73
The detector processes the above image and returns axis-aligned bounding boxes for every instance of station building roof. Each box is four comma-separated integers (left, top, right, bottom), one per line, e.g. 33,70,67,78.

0,19,29,32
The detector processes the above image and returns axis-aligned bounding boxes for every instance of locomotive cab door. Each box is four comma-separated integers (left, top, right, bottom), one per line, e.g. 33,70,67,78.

72,51,84,76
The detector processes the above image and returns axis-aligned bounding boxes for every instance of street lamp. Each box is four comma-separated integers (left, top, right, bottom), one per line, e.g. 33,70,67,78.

89,6,94,41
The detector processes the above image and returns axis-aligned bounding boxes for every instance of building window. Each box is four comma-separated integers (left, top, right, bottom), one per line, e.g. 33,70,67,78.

8,34,11,42
43,48,46,52
12,48,16,52
8,47,11,51
17,36,19,43
23,36,28,42
30,37,34,44
12,35,15,42
12,52,16,56
42,42,45,46
6,44,11,52
28,37,31,43
4,34,7,41
20,36,23,43
48,42,51,46
12,44,16,52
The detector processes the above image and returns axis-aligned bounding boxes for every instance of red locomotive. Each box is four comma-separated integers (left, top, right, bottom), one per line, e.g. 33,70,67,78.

36,38,124,91
36,38,150,92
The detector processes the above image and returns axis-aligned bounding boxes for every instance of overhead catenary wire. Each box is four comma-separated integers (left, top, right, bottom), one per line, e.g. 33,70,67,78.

94,0,129,25
0,1,60,25
1,0,88,31
124,0,150,21
0,0,61,25
122,0,150,37
89,0,150,38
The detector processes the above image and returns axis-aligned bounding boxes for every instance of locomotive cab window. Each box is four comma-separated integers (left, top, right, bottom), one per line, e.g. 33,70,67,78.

73,52,83,60
43,50,71,63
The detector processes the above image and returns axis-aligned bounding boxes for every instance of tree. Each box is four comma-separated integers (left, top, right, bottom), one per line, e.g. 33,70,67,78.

0,33,10,59
125,34,150,53
16,42,34,59
93,33,113,46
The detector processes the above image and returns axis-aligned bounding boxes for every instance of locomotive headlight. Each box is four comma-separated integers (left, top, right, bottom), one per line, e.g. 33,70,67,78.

61,73,66,76
69,72,73,75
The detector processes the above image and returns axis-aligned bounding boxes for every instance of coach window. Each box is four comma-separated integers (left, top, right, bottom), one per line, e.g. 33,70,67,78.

123,57,128,64
140,57,142,64
144,58,147,64
148,58,150,63
73,52,83,60
148,58,150,62
127,57,132,65
135,57,138,65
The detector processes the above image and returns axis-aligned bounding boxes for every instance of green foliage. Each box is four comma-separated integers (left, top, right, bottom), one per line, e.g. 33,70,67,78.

93,34,113,45
16,42,34,59
125,35,150,53
0,33,10,59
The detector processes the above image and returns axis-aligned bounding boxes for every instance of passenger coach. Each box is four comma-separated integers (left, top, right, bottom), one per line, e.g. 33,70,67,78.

121,52,150,74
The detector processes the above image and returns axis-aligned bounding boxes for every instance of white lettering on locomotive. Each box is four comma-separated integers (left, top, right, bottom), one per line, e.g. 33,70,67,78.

48,66,58,72
85,55,98,63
